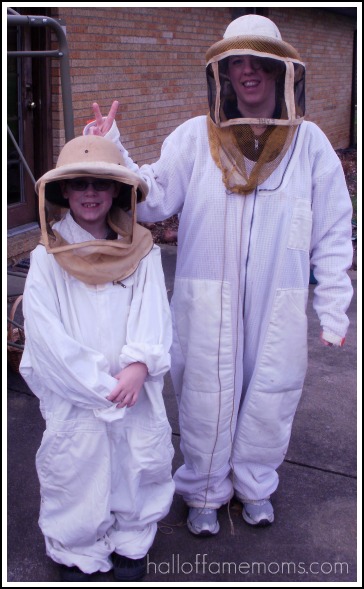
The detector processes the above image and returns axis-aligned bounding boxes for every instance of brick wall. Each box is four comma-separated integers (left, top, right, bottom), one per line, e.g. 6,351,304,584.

49,6,355,165
52,6,231,164
268,8,356,149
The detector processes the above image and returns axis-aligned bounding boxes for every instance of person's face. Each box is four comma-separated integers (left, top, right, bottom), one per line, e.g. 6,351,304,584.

227,55,277,116
62,177,118,229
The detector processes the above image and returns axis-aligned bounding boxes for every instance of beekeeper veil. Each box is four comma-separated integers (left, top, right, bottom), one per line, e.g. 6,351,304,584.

35,135,153,285
206,14,305,194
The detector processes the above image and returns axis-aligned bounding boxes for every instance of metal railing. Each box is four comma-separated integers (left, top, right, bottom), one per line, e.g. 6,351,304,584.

7,10,74,141
7,9,75,186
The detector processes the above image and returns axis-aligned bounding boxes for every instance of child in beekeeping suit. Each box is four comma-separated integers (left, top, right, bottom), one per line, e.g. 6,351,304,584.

20,134,174,582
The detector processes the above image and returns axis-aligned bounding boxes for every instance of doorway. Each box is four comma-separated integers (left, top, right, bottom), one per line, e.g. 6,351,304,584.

7,7,53,230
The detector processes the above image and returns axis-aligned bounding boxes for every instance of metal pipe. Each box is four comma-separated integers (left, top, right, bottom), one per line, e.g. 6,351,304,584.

7,317,25,330
7,14,74,141
7,50,63,57
7,341,25,351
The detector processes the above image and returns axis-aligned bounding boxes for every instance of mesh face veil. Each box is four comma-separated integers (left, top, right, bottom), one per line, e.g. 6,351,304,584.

206,14,305,194
35,135,153,285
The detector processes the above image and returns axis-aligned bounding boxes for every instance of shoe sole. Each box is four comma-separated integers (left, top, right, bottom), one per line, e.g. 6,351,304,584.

187,520,220,536
242,509,274,527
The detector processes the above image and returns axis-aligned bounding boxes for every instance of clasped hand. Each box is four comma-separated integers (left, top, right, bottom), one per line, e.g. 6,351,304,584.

107,362,148,408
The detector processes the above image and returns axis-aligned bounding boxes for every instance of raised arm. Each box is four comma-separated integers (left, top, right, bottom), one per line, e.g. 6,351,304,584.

87,101,119,136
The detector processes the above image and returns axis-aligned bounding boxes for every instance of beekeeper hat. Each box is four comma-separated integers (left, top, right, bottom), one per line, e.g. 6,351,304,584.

206,14,302,63
36,134,148,209
205,14,305,195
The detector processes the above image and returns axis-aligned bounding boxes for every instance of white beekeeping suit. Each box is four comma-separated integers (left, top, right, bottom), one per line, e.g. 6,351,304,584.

85,15,353,530
20,135,174,574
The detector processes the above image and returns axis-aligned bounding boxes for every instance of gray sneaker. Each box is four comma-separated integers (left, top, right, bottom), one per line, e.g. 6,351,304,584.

187,507,220,536
242,498,274,526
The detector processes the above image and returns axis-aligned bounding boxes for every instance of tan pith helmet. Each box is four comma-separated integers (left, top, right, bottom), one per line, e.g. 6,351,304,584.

35,134,154,285
36,134,148,209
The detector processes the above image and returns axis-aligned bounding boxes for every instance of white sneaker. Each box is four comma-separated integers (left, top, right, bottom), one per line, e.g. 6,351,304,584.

242,498,274,526
187,507,220,536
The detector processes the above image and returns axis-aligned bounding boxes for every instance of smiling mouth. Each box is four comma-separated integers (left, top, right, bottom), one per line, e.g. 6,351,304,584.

82,203,100,207
243,80,259,88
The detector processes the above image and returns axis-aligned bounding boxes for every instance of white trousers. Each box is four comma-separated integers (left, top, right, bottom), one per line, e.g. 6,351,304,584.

36,414,174,574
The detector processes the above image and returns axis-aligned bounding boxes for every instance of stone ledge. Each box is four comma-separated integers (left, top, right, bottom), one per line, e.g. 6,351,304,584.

7,228,41,266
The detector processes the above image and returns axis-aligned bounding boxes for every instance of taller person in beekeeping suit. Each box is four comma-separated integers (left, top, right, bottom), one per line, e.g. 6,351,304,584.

84,14,353,536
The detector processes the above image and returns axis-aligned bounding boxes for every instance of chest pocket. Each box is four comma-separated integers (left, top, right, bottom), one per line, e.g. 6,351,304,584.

287,199,312,252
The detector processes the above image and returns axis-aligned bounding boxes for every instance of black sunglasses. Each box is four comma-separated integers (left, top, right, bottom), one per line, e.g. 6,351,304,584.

67,178,116,192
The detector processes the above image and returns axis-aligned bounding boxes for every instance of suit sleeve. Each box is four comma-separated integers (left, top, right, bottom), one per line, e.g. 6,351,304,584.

119,245,172,379
20,247,120,413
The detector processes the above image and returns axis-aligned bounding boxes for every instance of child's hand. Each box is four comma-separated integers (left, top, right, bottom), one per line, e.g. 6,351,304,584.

88,101,119,136
108,362,148,408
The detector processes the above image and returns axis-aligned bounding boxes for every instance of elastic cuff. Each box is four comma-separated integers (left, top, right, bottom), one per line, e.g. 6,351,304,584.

234,491,271,502
321,329,345,347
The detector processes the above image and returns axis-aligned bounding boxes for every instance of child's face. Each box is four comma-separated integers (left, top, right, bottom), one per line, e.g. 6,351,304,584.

62,177,119,229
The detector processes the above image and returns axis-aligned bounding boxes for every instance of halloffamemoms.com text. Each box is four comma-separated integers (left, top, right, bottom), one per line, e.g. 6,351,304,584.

147,554,349,576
